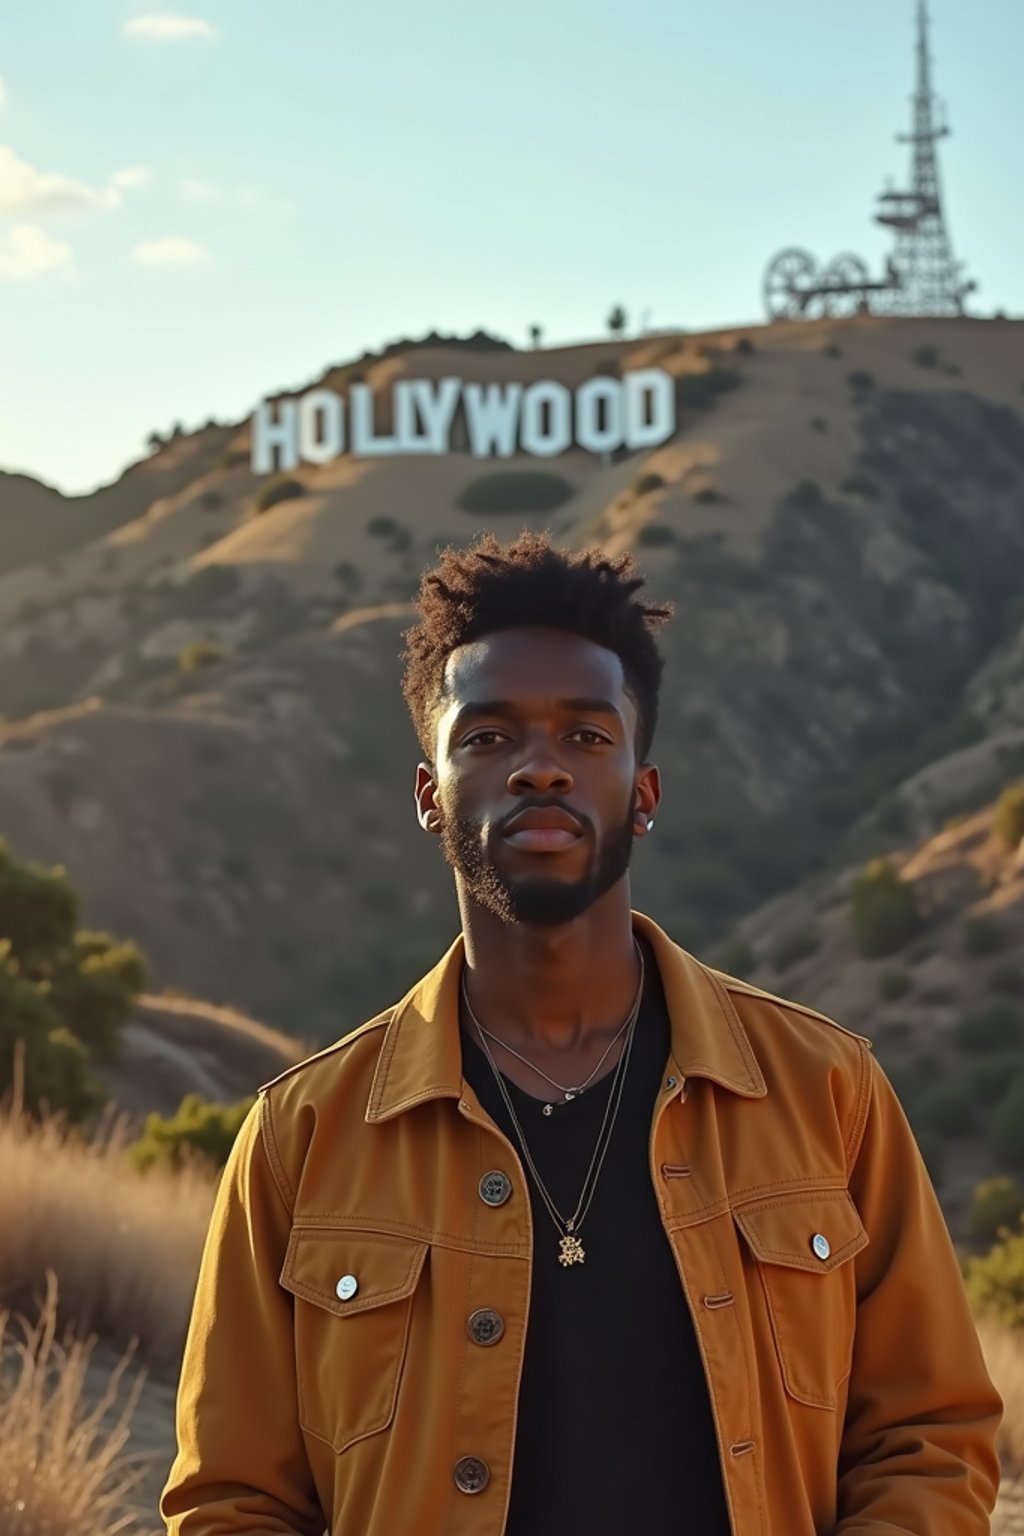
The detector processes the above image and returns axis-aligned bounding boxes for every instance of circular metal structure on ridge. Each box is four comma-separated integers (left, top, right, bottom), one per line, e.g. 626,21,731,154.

763,248,820,321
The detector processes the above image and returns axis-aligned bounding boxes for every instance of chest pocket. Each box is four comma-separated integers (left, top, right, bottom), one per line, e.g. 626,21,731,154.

280,1226,428,1454
734,1190,869,1410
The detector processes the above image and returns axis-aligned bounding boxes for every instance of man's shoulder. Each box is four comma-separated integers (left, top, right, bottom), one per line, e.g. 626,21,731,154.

257,1007,395,1099
705,964,873,1054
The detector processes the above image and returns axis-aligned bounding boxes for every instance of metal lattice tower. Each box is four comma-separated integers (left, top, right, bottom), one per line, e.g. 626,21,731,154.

873,0,974,315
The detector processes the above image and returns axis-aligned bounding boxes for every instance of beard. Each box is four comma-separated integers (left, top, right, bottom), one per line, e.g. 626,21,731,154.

438,799,636,927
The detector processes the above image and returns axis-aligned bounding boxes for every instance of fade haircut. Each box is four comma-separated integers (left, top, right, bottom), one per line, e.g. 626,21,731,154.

400,529,674,765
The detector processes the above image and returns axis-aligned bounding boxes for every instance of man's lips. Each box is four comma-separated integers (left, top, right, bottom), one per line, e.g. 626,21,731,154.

503,827,582,852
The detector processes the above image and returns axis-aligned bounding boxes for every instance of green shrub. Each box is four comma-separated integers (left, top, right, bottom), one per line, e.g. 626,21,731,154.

734,337,756,355
964,1217,1024,1326
200,489,224,511
848,370,875,390
879,969,912,1002
823,344,843,359
675,368,742,411
693,485,724,504
217,446,250,470
906,939,934,966
129,1093,255,1172
633,471,665,496
989,964,1024,997
770,925,820,973
713,936,755,977
254,475,305,513
178,640,225,674
48,932,147,1058
953,1001,1024,1054
637,524,675,548
333,560,363,591
912,345,941,370
991,1076,1024,1166
966,1052,1024,1105
457,471,574,516
994,780,1024,849
913,1080,975,1138
964,915,1005,955
849,858,919,958
841,473,881,500
789,479,823,509
970,1177,1024,1247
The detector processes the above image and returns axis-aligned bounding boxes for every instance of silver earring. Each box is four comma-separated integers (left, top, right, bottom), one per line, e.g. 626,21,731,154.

646,818,655,831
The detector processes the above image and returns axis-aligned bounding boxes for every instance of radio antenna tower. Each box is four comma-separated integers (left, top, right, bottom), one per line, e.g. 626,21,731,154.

874,0,974,315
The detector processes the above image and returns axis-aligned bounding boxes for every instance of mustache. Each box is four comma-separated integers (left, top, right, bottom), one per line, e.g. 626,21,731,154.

493,801,592,838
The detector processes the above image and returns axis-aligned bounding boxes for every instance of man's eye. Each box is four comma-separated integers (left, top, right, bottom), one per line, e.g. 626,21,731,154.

573,730,609,745
464,730,503,746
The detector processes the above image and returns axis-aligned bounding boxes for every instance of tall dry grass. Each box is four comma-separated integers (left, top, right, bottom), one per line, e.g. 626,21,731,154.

978,1313,1024,1482
0,1272,156,1536
0,1102,215,1374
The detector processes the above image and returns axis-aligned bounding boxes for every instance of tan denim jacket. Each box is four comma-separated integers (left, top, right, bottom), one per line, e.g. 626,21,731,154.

161,910,1002,1535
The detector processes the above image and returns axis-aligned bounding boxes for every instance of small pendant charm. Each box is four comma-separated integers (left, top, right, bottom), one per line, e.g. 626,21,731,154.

543,1103,554,1117
563,1089,576,1101
559,1233,586,1266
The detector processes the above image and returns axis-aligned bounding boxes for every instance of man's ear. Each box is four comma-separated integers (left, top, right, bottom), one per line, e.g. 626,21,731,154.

415,763,441,833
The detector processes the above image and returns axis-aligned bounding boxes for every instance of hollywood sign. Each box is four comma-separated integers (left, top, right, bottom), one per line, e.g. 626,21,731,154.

250,369,676,472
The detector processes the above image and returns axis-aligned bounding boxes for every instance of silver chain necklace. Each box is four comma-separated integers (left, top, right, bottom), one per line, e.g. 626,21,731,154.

463,950,641,1115
460,942,644,1267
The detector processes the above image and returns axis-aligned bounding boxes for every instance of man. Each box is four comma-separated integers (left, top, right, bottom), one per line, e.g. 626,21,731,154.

162,530,1002,1535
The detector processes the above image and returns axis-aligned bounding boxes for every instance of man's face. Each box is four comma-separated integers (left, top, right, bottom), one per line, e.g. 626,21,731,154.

419,627,657,927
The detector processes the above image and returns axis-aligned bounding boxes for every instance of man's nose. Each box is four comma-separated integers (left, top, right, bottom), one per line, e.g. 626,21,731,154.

507,753,573,794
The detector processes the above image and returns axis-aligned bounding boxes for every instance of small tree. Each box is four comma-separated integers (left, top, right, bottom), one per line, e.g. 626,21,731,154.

528,324,543,349
178,639,226,674
607,305,627,338
130,1093,255,1172
970,1177,1024,1247
849,858,919,958
994,780,1024,850
964,1217,1024,1328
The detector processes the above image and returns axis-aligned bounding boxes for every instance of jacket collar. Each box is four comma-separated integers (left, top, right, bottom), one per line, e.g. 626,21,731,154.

365,910,766,1123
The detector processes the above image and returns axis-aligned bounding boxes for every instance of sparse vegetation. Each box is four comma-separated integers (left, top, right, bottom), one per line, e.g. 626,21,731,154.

965,1215,1024,1326
994,780,1024,850
842,473,881,499
879,968,912,1002
965,1053,1024,1105
912,344,941,370
964,914,1005,956
770,924,820,973
734,337,756,355
953,1001,1024,1055
713,936,755,976
849,858,919,958
992,1078,1024,1169
971,1177,1024,1247
693,485,725,504
457,471,574,516
914,1080,976,1138
788,479,824,509
130,1092,254,1172
848,370,876,390
254,474,305,513
990,964,1024,997
637,524,676,548
178,639,226,674
633,471,666,496
823,343,843,358
675,368,742,412
200,488,224,511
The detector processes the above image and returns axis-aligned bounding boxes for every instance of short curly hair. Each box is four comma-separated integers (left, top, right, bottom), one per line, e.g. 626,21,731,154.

400,529,674,764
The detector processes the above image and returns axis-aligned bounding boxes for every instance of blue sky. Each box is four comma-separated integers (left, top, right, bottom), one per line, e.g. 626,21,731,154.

1,0,1020,497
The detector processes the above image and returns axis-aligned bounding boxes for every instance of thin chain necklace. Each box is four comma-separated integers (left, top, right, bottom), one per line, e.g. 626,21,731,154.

461,942,644,1268
462,938,644,1115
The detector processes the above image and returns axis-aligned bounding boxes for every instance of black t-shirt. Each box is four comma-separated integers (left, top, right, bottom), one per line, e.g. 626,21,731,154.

459,937,731,1536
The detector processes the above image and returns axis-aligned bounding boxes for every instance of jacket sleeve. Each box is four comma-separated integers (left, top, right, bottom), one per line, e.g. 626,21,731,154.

835,1048,1004,1533
160,1093,325,1535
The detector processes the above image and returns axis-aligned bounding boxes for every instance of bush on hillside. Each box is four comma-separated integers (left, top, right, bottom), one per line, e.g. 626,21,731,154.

966,1053,1024,1105
991,1077,1024,1167
713,936,756,977
734,337,756,355
964,1217,1024,1327
130,1093,255,1173
879,968,912,1002
964,915,1005,956
953,1001,1024,1054
178,639,225,674
994,780,1024,849
633,471,665,496
254,474,305,514
913,1080,976,1138
848,370,876,390
841,473,881,500
200,489,224,511
971,1177,1024,1247
990,964,1024,997
912,345,941,370
637,523,676,548
849,858,919,958
675,368,742,412
457,471,574,516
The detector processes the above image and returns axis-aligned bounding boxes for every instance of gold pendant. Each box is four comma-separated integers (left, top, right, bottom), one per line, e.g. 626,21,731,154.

559,1233,585,1266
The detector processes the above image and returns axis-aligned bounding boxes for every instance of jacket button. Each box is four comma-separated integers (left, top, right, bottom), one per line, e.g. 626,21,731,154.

811,1233,831,1261
453,1455,490,1494
467,1308,505,1346
335,1274,359,1301
479,1170,512,1206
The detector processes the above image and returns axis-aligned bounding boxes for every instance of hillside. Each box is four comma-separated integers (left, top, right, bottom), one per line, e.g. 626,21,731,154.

1,314,1023,1047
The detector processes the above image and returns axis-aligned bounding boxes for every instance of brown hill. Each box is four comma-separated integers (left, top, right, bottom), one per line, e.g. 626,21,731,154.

1,313,1023,1048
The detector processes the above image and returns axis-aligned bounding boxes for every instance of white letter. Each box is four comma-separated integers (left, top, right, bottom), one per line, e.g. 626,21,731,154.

299,388,345,464
520,381,572,458
394,381,428,451
409,377,462,454
350,383,400,456
575,377,625,454
624,369,675,449
463,382,523,457
251,397,299,473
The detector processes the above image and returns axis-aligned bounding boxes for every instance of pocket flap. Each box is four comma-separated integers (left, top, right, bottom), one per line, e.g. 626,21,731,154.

280,1227,428,1317
734,1191,869,1273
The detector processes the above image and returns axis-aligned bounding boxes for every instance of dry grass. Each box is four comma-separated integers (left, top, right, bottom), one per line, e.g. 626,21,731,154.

0,1104,215,1375
0,1272,157,1536
978,1313,1024,1478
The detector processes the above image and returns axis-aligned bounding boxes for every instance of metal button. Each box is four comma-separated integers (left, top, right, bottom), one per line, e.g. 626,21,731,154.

453,1455,490,1494
467,1308,505,1347
336,1274,359,1301
811,1233,831,1261
478,1170,512,1207
666,1075,678,1089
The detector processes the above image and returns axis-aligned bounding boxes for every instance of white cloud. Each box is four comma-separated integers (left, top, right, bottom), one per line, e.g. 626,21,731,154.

129,235,210,267
123,14,216,41
181,178,221,201
0,223,75,281
0,145,150,215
